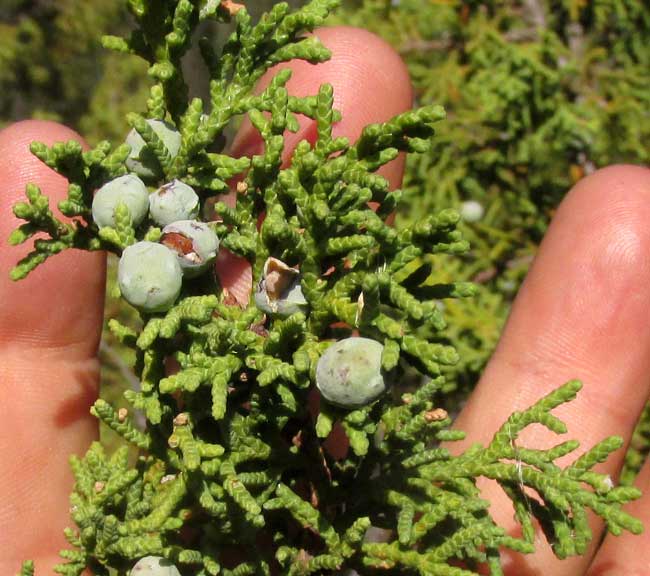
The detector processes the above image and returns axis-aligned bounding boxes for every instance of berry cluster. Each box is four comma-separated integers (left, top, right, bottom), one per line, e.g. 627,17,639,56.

92,120,219,313
96,116,389,411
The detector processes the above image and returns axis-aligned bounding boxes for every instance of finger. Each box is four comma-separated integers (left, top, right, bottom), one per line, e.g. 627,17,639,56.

450,165,650,575
230,26,411,189
586,459,650,576
217,26,413,303
0,120,106,574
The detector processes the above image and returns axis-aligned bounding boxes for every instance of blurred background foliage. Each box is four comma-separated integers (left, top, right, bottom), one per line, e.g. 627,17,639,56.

2,0,649,479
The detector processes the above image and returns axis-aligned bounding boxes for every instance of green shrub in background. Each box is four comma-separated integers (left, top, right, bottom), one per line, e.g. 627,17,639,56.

2,0,649,479
0,0,133,137
0,0,302,141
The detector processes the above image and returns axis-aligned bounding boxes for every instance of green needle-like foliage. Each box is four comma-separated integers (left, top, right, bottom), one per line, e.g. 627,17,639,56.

9,1,643,575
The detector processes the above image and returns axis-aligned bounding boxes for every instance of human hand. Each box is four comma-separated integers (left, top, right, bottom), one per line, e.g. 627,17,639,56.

1,26,649,576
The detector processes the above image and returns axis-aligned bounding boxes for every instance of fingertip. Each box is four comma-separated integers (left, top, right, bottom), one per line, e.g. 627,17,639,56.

309,27,414,139
528,163,650,335
0,119,90,225
308,27,412,189
474,162,650,430
0,120,90,180
561,165,650,253
0,119,87,146
230,26,412,189
278,26,414,127
571,163,650,192
0,120,105,355
559,163,650,224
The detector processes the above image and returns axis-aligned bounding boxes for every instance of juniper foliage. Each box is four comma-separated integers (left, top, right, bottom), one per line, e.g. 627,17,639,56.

9,1,643,575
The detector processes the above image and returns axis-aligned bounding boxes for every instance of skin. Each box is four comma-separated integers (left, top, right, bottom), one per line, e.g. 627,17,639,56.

1,26,649,576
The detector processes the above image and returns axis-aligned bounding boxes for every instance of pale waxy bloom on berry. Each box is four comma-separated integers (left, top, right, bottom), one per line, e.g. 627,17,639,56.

149,179,200,227
130,555,181,576
316,337,390,409
92,174,149,229
125,119,182,180
118,241,183,312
